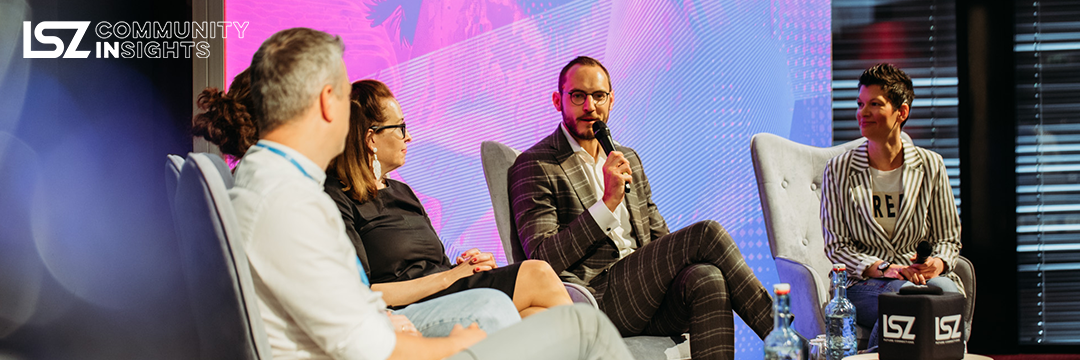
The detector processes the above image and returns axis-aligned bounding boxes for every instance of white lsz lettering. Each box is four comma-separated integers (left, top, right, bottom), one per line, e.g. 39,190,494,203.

882,315,916,340
23,21,91,58
936,314,963,341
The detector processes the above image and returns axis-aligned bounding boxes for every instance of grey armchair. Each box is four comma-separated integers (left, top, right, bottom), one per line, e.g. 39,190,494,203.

480,140,689,360
749,133,975,346
170,153,272,360
165,154,185,210
478,140,597,306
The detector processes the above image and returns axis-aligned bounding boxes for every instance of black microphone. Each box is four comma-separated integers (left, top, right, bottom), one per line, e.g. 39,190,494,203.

913,241,932,264
592,121,631,194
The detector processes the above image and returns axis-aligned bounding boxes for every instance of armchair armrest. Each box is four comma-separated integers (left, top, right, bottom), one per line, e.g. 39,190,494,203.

775,257,828,338
953,255,976,340
564,282,598,308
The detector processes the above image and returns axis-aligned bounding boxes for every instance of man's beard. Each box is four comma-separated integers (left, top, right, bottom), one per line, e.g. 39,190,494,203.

563,113,596,140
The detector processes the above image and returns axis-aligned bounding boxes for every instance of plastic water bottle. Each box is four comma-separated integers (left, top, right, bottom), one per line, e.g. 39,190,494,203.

824,264,857,360
765,283,805,360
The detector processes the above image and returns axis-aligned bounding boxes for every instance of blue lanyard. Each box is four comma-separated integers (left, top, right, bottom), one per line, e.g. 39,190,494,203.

357,259,370,287
253,143,371,287
254,143,314,181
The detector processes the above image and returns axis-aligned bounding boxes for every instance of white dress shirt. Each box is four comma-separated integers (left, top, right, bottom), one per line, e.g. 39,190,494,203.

230,140,395,360
560,124,636,258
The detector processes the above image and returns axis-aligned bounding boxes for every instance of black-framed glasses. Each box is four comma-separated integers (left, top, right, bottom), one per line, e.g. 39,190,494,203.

370,123,407,139
564,90,610,106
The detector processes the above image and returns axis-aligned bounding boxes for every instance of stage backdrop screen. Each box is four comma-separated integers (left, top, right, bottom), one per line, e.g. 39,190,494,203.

226,0,831,355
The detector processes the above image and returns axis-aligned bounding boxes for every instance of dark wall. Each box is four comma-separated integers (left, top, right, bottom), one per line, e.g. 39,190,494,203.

0,0,198,358
957,0,1020,355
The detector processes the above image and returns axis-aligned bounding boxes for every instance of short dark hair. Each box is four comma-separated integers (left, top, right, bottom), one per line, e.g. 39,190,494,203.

858,63,914,109
558,56,612,93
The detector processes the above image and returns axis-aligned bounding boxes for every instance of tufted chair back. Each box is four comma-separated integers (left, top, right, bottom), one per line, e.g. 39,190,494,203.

750,133,868,337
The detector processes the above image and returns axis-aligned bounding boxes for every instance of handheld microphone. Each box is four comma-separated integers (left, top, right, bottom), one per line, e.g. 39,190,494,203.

592,121,632,194
913,241,932,264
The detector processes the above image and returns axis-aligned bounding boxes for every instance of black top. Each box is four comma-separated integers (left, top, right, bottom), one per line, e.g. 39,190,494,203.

324,173,452,283
325,173,521,303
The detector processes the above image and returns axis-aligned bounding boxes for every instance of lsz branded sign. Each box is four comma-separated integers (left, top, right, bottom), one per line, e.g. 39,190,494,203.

22,21,91,58
22,21,249,59
881,314,963,344
883,315,917,341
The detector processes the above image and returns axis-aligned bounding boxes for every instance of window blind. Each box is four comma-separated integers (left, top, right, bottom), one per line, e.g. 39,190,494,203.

1015,0,1080,345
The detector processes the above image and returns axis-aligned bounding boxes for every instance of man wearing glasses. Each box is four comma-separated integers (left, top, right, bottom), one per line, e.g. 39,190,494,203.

508,56,774,360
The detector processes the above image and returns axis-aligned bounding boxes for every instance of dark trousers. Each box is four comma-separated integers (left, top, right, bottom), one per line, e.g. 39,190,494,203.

595,220,774,360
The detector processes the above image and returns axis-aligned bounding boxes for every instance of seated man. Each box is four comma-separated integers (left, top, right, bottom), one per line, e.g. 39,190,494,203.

189,55,518,339
230,27,632,360
508,56,774,360
820,63,964,350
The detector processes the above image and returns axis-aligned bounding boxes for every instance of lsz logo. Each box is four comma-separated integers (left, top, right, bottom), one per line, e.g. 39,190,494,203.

882,315,917,340
23,21,91,58
935,314,962,341
23,20,237,59
881,314,963,341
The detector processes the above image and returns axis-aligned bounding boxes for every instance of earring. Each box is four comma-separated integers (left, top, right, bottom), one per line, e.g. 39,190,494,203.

371,147,382,180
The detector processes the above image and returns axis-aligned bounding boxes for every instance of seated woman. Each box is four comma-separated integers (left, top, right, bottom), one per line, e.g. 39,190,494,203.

326,80,572,318
192,71,522,337
820,63,964,349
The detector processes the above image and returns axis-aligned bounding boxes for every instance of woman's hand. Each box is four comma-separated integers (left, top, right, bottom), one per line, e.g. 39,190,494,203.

450,260,492,281
908,256,944,279
454,249,479,265
455,248,497,271
898,266,927,285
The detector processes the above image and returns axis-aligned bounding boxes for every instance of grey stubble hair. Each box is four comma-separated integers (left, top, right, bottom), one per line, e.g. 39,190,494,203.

249,27,346,134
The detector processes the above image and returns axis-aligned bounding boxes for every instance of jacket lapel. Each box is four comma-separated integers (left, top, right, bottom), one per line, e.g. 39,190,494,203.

892,138,924,241
849,141,892,242
618,147,648,247
552,129,599,211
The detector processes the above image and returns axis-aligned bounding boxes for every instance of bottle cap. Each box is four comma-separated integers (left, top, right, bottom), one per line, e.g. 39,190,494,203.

833,263,846,271
774,283,790,295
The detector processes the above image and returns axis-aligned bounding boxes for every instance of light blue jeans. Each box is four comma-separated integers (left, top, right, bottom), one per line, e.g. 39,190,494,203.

448,304,634,360
393,288,521,337
847,276,959,350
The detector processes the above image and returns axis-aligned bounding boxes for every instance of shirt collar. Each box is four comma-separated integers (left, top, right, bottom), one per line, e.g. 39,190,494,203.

253,139,327,185
559,122,587,154
851,135,922,173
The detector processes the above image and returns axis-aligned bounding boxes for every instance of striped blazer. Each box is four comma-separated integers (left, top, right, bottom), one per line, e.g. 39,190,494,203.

820,138,964,295
508,127,669,295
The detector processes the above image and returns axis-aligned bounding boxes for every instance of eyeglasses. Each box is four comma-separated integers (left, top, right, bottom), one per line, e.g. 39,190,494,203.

564,90,610,106
370,123,407,139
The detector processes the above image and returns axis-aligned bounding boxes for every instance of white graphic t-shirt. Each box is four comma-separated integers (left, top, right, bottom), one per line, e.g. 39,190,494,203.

870,165,904,238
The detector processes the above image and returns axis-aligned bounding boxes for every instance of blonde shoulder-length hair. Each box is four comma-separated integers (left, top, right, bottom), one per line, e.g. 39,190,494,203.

330,79,395,203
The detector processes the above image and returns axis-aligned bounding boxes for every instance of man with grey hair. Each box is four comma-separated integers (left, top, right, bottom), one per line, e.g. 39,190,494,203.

229,27,634,360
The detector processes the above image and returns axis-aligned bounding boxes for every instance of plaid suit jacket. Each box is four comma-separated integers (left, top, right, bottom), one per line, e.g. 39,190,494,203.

508,127,669,294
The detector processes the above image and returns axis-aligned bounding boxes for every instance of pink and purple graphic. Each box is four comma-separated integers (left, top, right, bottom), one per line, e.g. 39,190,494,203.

226,0,830,355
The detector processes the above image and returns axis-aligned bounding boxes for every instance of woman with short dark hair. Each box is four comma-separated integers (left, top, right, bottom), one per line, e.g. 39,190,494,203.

820,63,964,350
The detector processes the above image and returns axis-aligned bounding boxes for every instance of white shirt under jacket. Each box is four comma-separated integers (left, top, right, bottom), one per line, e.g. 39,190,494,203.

230,140,395,360
560,124,637,258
